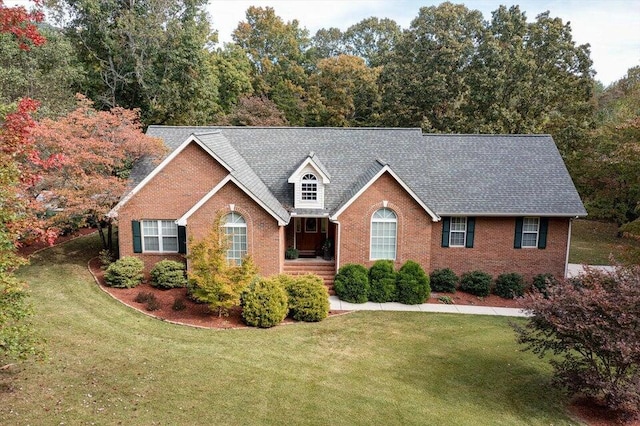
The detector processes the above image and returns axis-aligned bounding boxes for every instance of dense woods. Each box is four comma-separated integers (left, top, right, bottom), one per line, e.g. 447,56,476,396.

1,1,639,235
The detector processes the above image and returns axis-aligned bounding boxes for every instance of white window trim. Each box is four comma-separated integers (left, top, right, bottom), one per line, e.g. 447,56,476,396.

223,213,247,264
301,173,318,201
449,217,467,247
522,217,540,248
370,208,397,260
141,219,178,253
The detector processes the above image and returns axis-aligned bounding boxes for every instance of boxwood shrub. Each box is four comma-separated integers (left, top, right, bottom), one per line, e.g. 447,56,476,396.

334,264,369,303
459,270,492,297
368,260,396,302
104,256,144,288
429,268,458,293
241,278,289,328
150,260,187,289
396,260,430,304
279,274,329,322
494,272,525,299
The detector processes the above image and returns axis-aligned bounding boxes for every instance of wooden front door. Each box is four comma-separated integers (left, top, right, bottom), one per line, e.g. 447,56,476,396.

295,218,326,256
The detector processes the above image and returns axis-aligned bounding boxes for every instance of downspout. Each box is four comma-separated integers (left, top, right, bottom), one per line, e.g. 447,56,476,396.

564,218,573,279
333,220,341,272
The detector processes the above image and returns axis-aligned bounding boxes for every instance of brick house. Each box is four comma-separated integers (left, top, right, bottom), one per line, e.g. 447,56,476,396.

108,127,587,285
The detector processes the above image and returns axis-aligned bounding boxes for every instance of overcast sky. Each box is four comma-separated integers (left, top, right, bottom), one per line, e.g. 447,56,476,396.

208,0,640,86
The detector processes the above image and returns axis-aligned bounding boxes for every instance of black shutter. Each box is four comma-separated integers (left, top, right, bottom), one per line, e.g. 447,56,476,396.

538,218,548,249
132,220,142,253
441,217,450,247
178,225,187,254
465,217,475,248
514,217,523,249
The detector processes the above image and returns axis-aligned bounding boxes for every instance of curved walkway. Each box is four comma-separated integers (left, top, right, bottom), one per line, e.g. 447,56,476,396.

329,296,529,317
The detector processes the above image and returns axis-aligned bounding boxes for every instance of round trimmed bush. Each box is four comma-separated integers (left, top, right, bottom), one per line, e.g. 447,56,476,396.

241,278,289,328
430,268,458,293
334,264,369,303
280,274,329,322
459,270,492,297
104,256,144,288
494,273,525,299
396,260,430,304
532,273,558,298
150,260,187,289
368,260,396,302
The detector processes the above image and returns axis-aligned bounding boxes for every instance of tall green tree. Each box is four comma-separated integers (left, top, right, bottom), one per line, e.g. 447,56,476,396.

232,6,310,125
343,17,400,67
307,54,381,126
380,2,484,131
211,44,254,113
51,0,220,125
0,25,84,118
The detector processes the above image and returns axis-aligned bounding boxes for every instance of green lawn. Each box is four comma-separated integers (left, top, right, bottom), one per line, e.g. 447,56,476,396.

569,219,640,265
1,234,578,425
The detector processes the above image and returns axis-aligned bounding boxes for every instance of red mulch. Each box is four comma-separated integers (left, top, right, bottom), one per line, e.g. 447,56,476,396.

427,291,520,308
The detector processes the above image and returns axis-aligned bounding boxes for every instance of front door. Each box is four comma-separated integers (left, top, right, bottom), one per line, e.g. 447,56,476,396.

295,218,326,256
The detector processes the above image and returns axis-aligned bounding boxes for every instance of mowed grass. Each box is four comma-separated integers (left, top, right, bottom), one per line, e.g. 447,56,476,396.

1,234,578,425
569,219,640,265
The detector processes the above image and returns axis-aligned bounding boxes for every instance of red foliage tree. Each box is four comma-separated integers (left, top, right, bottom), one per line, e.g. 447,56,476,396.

0,0,46,50
30,94,165,250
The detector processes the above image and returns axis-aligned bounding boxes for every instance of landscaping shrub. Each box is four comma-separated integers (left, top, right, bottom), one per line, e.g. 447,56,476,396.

241,278,289,328
150,260,187,289
333,264,369,303
134,291,154,303
145,295,160,311
368,260,396,302
514,265,640,418
494,273,525,299
429,268,458,293
104,256,144,288
459,270,492,297
532,273,558,297
395,260,430,304
98,249,114,269
172,297,187,311
280,274,329,322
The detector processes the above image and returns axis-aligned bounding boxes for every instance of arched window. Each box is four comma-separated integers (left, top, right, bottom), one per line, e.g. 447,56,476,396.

370,208,397,260
223,212,247,265
301,173,318,201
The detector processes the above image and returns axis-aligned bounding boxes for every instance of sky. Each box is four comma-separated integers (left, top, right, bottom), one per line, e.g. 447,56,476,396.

6,0,640,85
208,0,640,86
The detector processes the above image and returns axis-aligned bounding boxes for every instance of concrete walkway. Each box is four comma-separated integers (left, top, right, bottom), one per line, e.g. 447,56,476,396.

566,263,615,278
329,296,529,317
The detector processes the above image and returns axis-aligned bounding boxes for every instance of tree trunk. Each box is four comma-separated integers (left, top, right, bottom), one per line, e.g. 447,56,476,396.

107,221,113,252
97,225,107,249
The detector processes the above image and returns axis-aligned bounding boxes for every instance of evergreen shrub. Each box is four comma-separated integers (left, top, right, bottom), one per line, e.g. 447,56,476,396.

494,273,525,299
429,268,458,293
333,264,369,303
459,270,492,297
396,260,430,304
104,256,144,288
241,278,288,328
279,274,329,322
368,260,396,302
150,260,187,289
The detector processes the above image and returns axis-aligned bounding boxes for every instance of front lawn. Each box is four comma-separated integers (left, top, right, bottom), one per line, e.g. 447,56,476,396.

569,219,640,265
1,234,576,425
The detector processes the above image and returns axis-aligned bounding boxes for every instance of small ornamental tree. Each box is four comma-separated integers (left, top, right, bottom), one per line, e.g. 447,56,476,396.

187,216,258,317
513,266,640,418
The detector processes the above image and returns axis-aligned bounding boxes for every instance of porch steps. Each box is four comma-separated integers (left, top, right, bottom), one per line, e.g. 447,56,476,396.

283,259,336,295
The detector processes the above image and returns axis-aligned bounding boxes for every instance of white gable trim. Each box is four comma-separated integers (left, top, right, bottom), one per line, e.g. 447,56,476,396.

331,165,440,222
177,175,287,227
288,156,331,184
108,134,232,218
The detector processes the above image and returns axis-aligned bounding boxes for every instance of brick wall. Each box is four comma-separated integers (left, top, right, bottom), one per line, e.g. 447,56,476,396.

430,217,570,281
117,141,282,276
338,172,433,270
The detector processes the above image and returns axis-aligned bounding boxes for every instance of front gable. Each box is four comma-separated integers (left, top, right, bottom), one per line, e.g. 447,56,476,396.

288,153,331,210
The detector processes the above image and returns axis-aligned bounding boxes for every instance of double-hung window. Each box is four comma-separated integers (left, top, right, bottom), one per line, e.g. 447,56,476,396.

142,220,178,252
370,208,397,260
301,173,318,201
521,217,539,248
224,212,247,265
449,217,467,247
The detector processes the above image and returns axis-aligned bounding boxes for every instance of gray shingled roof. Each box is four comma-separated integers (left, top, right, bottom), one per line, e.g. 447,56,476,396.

144,126,587,219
